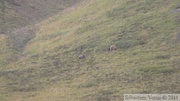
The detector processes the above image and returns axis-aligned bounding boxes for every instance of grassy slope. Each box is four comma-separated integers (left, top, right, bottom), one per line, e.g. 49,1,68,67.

0,34,18,68
0,1,23,68
1,0,180,101
0,0,82,68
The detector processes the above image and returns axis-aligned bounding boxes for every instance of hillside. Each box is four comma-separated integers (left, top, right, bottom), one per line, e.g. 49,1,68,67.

0,0,180,101
0,0,81,32
0,0,82,67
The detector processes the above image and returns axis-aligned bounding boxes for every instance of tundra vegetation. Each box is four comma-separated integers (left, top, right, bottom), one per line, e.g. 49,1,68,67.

0,0,180,101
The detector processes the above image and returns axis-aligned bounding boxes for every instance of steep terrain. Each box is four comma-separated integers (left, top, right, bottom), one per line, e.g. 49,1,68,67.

0,0,82,67
0,0,81,32
0,0,180,101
